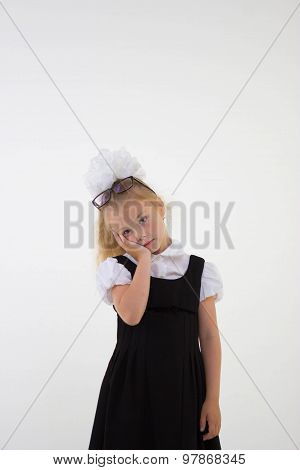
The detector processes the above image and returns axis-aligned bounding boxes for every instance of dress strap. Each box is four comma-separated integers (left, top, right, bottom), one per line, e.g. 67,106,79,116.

113,255,137,277
182,255,205,312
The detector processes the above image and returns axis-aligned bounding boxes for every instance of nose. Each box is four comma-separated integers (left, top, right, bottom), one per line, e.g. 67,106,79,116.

135,227,147,243
137,234,146,243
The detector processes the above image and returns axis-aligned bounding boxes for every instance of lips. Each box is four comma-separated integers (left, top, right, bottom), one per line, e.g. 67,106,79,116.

143,239,153,247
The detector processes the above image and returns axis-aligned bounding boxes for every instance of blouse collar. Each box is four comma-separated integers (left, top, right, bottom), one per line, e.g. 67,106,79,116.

124,237,186,263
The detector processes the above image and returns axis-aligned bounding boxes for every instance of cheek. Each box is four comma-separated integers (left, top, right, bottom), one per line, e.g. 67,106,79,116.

152,219,163,232
126,233,136,241
147,221,155,234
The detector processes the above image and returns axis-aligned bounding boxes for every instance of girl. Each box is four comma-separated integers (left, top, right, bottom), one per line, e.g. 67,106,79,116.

84,147,223,450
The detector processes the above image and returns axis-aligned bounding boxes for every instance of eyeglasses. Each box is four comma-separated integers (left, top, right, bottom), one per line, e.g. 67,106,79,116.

92,176,157,210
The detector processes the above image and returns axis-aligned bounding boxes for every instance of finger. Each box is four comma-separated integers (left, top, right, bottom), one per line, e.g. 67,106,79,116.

210,425,217,436
204,423,218,440
112,231,120,241
203,432,215,441
200,417,207,432
113,231,124,247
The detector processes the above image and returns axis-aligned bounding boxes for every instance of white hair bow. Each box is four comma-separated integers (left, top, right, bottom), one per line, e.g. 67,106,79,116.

83,146,147,200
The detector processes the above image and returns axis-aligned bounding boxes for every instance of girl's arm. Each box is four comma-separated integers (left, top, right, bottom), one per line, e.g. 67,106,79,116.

111,251,152,326
198,295,222,402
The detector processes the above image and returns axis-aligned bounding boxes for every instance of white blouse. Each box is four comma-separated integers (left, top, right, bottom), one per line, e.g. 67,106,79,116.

96,238,224,306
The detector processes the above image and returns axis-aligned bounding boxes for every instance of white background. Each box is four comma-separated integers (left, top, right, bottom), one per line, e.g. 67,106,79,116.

0,0,299,450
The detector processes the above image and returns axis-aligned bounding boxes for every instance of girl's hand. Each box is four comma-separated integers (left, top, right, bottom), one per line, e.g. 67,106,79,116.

112,230,151,263
200,398,221,441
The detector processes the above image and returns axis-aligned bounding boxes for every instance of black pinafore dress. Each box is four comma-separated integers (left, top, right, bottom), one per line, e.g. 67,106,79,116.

88,253,221,450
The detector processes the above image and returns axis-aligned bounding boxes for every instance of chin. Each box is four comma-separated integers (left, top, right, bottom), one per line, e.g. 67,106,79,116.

150,239,160,253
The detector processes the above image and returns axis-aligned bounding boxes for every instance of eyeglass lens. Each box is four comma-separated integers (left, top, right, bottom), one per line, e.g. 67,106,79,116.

94,177,133,208
94,190,110,207
112,177,132,193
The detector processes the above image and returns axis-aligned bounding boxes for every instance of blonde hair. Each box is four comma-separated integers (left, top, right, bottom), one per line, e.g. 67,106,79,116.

94,179,168,265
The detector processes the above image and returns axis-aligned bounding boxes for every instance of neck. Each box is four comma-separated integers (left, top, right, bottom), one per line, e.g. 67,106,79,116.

152,234,172,255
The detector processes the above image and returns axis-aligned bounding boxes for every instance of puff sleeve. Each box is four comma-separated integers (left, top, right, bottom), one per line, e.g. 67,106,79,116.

96,257,132,306
200,261,224,303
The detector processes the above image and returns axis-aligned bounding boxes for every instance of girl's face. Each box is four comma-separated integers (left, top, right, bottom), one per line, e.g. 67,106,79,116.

105,199,169,254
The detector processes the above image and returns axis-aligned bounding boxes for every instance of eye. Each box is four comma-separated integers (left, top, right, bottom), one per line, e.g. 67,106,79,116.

122,216,148,236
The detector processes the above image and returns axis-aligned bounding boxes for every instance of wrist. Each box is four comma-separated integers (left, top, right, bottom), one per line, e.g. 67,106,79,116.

205,395,220,405
137,250,152,263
